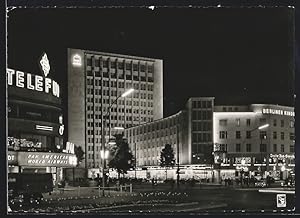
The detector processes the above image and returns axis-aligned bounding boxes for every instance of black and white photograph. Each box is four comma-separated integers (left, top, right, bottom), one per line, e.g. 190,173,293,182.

6,6,296,214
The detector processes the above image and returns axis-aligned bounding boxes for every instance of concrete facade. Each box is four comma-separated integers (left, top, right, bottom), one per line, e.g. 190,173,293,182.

125,97,215,167
67,48,163,169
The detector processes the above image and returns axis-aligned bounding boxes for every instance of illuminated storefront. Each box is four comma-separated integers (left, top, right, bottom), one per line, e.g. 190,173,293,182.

213,104,295,180
7,53,76,185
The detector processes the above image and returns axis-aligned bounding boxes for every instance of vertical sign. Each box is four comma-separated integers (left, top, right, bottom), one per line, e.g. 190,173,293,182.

276,194,286,208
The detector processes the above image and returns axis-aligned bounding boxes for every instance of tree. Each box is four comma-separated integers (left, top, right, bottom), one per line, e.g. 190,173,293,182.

160,144,175,180
74,145,85,167
108,134,134,179
72,146,84,186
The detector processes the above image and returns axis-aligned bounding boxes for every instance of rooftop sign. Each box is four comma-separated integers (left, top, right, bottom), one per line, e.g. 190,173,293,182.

7,68,60,98
262,108,294,117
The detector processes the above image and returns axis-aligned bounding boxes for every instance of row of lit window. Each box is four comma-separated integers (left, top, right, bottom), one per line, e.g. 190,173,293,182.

126,117,180,136
86,58,154,72
192,100,213,109
86,79,154,91
192,121,212,131
219,118,294,128
219,130,294,140
192,143,213,154
192,110,212,120
234,143,294,153
86,71,154,82
86,106,153,114
130,129,177,143
86,93,153,101
192,133,212,143
86,116,153,125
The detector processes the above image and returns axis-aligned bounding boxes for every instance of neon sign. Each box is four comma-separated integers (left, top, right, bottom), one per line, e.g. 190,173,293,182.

17,151,77,167
63,142,75,154
39,53,50,77
7,68,60,98
262,108,294,117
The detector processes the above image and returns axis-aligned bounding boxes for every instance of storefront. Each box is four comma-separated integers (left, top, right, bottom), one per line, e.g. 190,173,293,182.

8,151,77,185
7,53,77,185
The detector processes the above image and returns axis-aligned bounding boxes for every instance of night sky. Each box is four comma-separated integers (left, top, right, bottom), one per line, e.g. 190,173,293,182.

7,7,295,117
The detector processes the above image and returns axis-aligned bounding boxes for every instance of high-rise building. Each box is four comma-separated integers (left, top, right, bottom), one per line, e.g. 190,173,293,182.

67,48,163,169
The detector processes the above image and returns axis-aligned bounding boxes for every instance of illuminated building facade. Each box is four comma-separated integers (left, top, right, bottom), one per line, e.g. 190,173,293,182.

7,55,77,185
67,48,163,170
213,104,295,180
123,97,215,180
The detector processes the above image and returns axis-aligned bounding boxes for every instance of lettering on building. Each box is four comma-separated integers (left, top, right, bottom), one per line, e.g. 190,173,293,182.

262,108,294,117
7,68,60,98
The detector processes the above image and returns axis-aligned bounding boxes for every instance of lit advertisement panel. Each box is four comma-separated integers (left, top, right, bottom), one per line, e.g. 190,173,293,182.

12,152,77,167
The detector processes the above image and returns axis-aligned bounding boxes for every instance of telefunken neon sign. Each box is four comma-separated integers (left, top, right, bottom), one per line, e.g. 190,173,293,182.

262,108,294,117
7,53,60,98
7,68,60,98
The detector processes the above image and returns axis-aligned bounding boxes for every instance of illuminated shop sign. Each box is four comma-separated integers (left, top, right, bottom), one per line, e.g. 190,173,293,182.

262,108,294,117
8,151,18,165
63,142,75,154
17,152,77,167
72,54,82,67
235,157,251,164
7,68,60,98
36,125,53,131
270,154,295,159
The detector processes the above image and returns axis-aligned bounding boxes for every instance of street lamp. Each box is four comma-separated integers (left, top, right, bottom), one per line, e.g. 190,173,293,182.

100,88,134,196
239,124,269,183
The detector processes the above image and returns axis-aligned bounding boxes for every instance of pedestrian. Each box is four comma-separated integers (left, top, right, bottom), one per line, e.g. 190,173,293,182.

152,178,155,188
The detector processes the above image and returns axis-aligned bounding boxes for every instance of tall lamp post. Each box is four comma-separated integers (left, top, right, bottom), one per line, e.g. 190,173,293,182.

100,88,134,196
247,123,269,178
257,124,269,178
237,123,269,186
176,122,180,189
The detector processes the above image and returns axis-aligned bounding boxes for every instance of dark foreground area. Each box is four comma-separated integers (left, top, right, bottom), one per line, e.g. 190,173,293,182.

9,184,295,214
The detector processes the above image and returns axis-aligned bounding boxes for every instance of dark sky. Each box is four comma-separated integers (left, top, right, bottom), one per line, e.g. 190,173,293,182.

7,7,295,116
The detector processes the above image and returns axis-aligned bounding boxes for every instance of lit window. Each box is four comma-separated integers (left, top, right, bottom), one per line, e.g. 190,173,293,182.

236,119,240,126
290,120,295,128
